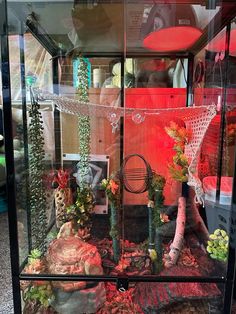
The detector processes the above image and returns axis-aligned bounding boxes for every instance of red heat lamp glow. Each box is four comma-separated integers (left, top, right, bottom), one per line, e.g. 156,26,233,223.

143,26,202,52
207,29,236,56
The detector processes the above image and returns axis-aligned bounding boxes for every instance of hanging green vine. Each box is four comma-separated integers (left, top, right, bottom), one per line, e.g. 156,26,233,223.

28,92,47,253
77,58,91,187
148,173,166,274
101,176,120,263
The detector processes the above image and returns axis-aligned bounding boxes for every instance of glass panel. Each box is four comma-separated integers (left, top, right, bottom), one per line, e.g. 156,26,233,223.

8,34,29,264
0,39,6,214
7,1,124,54
5,0,235,287
126,1,220,54
121,1,231,281
20,279,225,313
8,31,54,265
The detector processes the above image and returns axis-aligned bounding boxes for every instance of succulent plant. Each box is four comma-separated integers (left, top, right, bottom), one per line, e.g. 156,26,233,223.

77,57,91,187
23,284,54,308
28,249,42,264
206,229,229,262
28,92,47,253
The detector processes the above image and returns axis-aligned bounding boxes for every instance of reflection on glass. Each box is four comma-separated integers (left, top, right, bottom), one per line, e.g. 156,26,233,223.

4,1,236,313
0,43,7,227
21,279,225,313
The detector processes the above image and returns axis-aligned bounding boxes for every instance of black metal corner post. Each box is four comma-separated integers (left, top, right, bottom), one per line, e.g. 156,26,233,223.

19,24,32,254
117,1,125,267
53,57,61,169
186,53,194,108
216,24,231,203
181,54,194,199
0,0,21,312
120,0,125,168
223,23,236,314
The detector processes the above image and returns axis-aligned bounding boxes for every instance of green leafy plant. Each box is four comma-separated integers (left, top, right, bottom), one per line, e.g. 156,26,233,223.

147,173,166,274
207,229,229,262
101,176,120,263
67,186,95,228
165,121,192,182
23,284,54,308
148,173,166,228
28,249,42,264
28,92,47,253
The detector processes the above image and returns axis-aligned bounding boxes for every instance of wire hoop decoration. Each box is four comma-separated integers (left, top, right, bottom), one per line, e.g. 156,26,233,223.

119,154,153,194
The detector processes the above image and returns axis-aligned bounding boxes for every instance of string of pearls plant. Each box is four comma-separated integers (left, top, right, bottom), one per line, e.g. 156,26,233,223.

77,58,91,187
28,90,47,253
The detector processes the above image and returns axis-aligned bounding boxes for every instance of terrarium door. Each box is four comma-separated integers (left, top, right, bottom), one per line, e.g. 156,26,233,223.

3,1,236,314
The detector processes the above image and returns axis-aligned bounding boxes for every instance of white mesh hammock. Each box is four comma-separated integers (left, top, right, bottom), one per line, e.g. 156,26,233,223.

39,92,217,205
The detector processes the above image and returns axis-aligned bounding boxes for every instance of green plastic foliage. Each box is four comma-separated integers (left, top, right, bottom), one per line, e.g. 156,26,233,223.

28,97,47,253
77,58,91,187
207,229,229,262
147,173,166,273
28,249,42,264
148,173,166,229
101,176,120,263
24,285,54,308
67,186,95,228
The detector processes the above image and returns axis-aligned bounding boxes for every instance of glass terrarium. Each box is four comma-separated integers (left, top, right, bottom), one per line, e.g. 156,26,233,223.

1,0,236,313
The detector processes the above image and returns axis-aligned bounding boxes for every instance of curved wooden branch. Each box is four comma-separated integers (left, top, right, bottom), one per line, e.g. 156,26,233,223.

164,197,186,268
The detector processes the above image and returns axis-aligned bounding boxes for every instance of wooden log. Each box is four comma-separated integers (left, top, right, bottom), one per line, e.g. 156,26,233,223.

164,197,186,267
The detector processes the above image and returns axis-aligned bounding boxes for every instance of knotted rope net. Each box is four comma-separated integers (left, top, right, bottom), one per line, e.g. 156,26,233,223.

37,91,217,204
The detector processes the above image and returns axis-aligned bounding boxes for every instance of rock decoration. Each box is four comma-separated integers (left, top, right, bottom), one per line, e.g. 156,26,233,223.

51,169,73,228
57,221,76,239
46,236,103,292
54,188,73,228
51,282,106,314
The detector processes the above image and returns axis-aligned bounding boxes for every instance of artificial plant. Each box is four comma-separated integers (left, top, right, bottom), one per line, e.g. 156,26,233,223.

101,176,120,263
207,229,229,262
22,249,54,311
147,173,166,273
28,91,47,253
165,121,192,182
77,57,91,187
66,186,95,239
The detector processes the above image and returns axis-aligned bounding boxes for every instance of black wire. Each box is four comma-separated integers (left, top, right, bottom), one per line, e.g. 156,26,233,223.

180,59,187,85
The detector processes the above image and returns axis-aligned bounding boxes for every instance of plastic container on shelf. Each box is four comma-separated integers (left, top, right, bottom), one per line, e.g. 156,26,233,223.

203,176,233,205
203,176,233,233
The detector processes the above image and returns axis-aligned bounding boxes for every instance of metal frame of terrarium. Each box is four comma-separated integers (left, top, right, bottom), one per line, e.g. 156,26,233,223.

1,1,236,313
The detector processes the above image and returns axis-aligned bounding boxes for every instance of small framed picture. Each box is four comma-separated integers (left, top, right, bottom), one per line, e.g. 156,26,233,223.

63,154,110,214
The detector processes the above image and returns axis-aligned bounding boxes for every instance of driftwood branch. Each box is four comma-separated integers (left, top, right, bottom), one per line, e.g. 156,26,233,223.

164,197,186,267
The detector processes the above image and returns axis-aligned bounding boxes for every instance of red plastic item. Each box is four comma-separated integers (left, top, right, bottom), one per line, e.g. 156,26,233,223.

207,29,236,56
143,26,202,52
